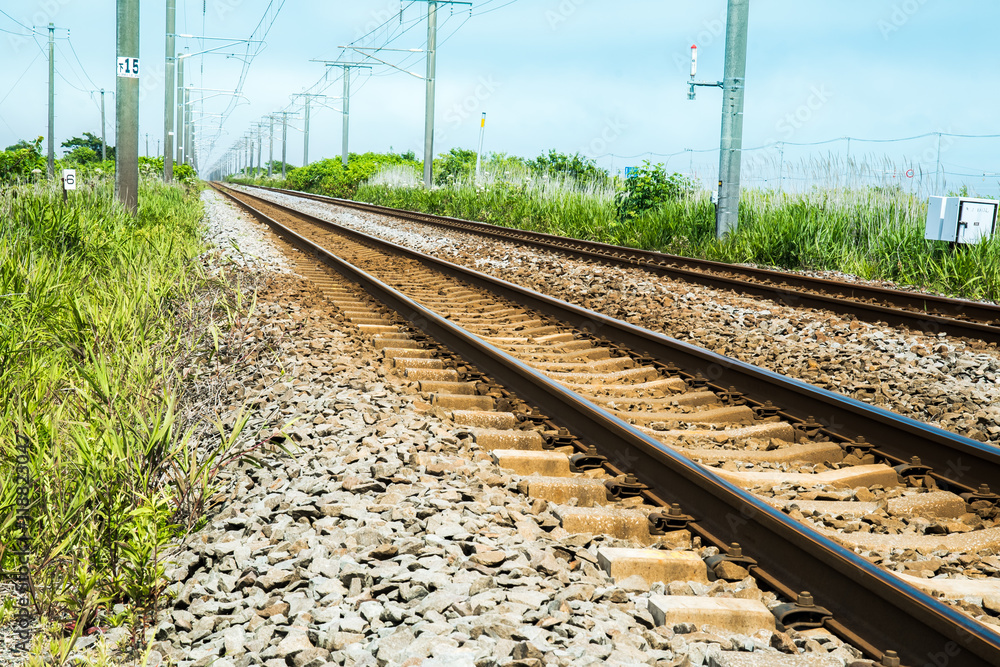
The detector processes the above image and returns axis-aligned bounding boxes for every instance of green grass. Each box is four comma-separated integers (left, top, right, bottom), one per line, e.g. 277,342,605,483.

0,177,260,659
353,164,1000,303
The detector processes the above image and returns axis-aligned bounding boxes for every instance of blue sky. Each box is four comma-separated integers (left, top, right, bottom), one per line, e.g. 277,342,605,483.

2,1,998,194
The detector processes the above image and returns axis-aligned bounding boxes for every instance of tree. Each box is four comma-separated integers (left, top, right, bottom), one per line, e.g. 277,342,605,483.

0,137,45,181
528,149,608,184
61,132,113,162
6,138,42,153
64,146,98,165
434,148,477,185
614,161,695,220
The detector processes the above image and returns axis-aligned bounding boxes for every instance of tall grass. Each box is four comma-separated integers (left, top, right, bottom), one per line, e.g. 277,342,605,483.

357,164,1000,302
0,178,258,658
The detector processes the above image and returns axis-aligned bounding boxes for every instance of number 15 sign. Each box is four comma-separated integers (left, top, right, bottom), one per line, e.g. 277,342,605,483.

117,57,139,78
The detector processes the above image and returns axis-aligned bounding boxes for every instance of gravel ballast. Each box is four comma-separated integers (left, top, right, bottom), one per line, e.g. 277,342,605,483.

235,186,1000,448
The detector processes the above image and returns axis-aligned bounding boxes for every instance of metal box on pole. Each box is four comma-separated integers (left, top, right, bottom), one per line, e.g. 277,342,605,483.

925,196,998,245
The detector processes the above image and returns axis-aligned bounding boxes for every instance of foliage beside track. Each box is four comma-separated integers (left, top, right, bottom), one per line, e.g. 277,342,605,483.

0,136,197,185
234,152,420,199
0,177,249,659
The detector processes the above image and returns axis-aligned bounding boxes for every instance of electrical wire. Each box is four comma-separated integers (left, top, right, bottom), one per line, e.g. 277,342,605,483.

66,34,99,90
0,49,43,108
0,8,32,31
473,0,520,17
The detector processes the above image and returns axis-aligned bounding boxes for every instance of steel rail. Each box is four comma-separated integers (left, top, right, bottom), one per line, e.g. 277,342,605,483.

248,183,1000,345
222,184,1000,495
214,182,1000,666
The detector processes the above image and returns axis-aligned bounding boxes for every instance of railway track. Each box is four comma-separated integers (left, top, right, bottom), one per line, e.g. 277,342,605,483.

214,182,1000,666
248,183,1000,347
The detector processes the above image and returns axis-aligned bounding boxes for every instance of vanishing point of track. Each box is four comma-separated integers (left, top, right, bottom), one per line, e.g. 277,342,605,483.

214,182,1000,666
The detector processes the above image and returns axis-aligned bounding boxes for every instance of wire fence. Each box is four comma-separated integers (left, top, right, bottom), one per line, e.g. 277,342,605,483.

599,132,1000,199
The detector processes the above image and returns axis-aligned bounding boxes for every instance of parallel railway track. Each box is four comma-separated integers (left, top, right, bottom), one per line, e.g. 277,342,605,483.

249,183,1000,346
214,182,1000,666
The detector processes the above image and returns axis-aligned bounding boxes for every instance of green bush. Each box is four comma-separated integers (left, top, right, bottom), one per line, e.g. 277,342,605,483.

528,150,608,184
0,137,45,181
434,148,478,186
614,161,696,220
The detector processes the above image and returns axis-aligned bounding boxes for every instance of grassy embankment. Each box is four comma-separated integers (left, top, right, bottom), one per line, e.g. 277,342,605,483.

0,177,255,662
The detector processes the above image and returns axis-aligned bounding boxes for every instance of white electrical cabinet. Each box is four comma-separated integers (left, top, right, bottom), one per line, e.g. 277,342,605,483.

925,196,999,244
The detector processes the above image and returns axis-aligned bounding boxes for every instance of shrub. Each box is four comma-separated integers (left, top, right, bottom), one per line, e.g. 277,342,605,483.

614,161,696,220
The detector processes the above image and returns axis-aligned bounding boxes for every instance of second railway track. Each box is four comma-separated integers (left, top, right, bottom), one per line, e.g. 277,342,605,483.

249,183,1000,346
215,182,1000,666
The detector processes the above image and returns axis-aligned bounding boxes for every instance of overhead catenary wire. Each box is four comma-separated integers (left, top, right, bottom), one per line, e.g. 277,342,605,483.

0,8,32,32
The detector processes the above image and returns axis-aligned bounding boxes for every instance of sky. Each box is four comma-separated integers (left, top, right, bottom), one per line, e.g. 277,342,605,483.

2,1,999,195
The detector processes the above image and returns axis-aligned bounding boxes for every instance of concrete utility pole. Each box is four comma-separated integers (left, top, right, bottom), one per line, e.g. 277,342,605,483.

275,112,296,178
413,0,470,186
303,97,310,167
281,114,288,178
475,112,486,183
47,23,55,178
115,0,140,214
715,0,750,238
184,85,193,166
145,133,149,157
100,89,107,161
342,72,350,166
423,1,437,188
292,94,326,167
256,124,263,178
268,114,275,177
313,62,372,167
176,49,187,166
163,0,176,181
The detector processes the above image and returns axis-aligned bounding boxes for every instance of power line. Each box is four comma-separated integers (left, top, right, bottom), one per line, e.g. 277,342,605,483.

0,8,32,31
0,49,43,108
66,35,99,89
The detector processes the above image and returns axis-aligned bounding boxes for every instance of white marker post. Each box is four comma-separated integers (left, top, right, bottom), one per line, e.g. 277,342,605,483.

61,168,76,204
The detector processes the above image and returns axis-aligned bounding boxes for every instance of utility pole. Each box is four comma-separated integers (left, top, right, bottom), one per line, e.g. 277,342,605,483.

423,1,437,187
476,112,486,183
163,0,175,181
342,71,350,166
47,22,55,178
292,94,326,167
275,112,296,178
935,132,943,194
257,123,264,179
414,0,470,186
268,114,274,177
100,89,107,161
716,0,750,238
184,85,192,166
313,62,372,167
281,114,288,178
176,49,187,166
303,97,310,167
145,133,149,157
115,0,139,214
686,0,750,238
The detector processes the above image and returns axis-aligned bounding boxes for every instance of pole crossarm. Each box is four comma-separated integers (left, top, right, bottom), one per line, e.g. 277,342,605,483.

687,79,723,99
